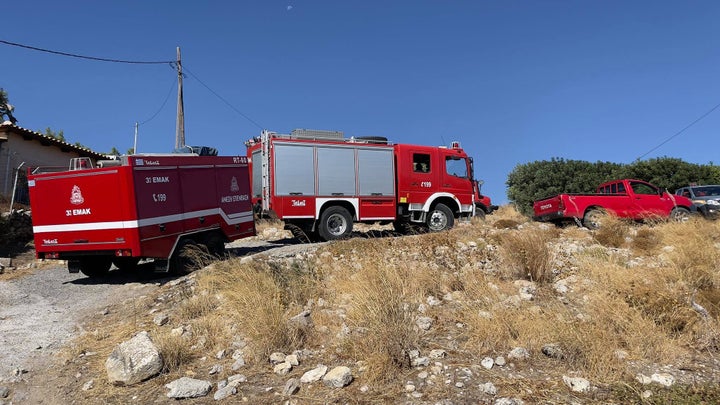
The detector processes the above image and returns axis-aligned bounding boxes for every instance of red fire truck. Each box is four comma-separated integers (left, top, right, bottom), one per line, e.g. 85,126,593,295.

246,129,477,241
27,153,256,277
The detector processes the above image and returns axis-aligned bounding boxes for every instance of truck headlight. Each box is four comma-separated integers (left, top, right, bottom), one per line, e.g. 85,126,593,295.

706,199,720,206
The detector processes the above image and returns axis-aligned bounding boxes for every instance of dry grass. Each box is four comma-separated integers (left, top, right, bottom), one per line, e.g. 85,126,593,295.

339,263,419,382
497,227,555,283
154,331,194,373
592,214,630,248
199,258,316,361
57,205,720,403
630,226,661,254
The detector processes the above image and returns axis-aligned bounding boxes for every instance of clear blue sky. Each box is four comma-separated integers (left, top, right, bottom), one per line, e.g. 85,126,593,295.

3,1,720,204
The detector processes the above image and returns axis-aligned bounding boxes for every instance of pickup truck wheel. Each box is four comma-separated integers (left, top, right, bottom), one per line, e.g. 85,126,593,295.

582,209,606,230
670,207,690,222
112,257,140,273
170,239,205,275
78,256,112,278
427,203,454,232
318,206,353,241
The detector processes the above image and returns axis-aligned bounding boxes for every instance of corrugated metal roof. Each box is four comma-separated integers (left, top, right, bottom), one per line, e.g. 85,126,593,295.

0,123,108,160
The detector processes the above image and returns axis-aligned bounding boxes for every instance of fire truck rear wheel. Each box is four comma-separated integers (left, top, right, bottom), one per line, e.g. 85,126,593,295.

318,206,353,241
78,256,112,278
427,203,454,232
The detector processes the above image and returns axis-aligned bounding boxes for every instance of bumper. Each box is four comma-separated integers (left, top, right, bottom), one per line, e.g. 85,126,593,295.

698,204,720,219
533,211,567,222
475,202,499,215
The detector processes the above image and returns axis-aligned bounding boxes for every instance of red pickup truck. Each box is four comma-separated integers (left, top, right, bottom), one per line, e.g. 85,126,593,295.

533,179,693,228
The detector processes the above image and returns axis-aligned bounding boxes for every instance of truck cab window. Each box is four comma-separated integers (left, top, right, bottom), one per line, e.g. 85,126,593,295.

445,157,467,178
631,182,656,195
413,153,431,173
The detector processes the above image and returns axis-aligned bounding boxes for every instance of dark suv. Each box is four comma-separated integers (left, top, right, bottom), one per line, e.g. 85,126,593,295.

675,185,720,218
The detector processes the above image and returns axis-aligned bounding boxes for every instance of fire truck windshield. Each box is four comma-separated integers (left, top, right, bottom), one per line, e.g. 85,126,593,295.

445,156,468,178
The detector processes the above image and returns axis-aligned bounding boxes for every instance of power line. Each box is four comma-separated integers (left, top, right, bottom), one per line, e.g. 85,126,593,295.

2,38,263,131
183,65,264,130
140,78,176,125
636,101,720,161
0,39,173,65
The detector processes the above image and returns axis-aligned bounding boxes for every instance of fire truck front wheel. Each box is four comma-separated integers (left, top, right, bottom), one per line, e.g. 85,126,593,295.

427,203,454,232
77,256,112,278
318,206,353,241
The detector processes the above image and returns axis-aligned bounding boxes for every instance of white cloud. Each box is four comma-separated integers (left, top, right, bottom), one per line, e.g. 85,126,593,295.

287,5,293,11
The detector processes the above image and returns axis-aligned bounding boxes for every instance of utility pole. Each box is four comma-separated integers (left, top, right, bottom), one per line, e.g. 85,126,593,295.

175,46,185,149
133,122,138,154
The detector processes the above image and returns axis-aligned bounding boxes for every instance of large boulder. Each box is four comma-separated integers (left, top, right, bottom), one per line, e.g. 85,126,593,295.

105,331,163,385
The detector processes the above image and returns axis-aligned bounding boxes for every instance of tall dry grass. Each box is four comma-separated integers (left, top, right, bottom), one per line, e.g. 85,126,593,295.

496,227,556,283
68,204,720,403
592,214,630,248
199,258,318,361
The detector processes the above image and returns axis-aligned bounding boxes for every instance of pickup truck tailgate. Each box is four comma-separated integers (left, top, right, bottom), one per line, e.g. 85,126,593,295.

533,196,564,221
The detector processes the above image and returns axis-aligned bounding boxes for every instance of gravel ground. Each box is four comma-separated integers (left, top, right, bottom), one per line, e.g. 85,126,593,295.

0,266,164,382
0,235,313,402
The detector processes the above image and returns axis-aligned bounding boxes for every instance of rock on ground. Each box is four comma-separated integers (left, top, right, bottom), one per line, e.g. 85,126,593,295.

105,331,163,386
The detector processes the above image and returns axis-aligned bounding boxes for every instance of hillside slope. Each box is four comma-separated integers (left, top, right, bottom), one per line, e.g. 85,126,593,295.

5,208,720,404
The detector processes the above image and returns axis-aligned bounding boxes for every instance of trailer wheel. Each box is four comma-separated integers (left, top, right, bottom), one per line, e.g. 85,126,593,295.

170,239,205,275
427,203,454,232
204,233,227,258
670,207,690,222
78,256,112,278
318,206,353,241
113,257,140,273
582,208,606,229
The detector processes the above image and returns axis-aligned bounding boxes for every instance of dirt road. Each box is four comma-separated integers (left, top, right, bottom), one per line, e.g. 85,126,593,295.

0,236,312,387
0,266,165,382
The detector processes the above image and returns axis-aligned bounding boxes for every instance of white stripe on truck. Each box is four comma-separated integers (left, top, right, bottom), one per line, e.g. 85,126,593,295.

33,209,254,233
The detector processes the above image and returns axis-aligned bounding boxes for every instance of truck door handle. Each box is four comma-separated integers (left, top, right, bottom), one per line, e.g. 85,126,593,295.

411,182,418,186
443,184,451,187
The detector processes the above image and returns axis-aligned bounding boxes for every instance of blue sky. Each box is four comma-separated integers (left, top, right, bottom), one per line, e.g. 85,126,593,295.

3,1,720,204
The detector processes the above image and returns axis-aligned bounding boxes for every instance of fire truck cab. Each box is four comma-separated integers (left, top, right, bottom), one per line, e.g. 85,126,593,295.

246,129,476,242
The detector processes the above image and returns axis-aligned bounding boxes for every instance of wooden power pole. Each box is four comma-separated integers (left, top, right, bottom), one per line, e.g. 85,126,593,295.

175,47,185,149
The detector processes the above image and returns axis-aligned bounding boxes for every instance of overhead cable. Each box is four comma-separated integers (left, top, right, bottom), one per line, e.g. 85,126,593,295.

0,39,173,65
636,101,720,161
140,78,177,125
183,65,264,130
